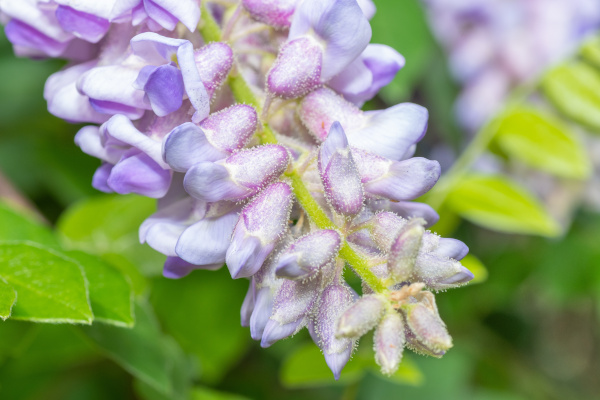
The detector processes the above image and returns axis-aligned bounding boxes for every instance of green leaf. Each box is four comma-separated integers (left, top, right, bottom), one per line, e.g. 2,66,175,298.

445,174,561,236
0,201,60,248
280,340,423,388
82,302,178,397
581,35,600,69
542,62,600,132
150,268,250,383
57,195,164,276
0,242,93,323
65,251,134,327
0,278,16,320
190,387,251,400
460,254,488,285
370,0,436,102
495,108,590,178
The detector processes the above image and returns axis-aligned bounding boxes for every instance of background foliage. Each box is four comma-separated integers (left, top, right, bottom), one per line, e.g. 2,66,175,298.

1,0,600,399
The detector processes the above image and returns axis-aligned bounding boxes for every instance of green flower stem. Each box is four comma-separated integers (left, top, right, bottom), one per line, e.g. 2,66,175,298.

199,5,386,293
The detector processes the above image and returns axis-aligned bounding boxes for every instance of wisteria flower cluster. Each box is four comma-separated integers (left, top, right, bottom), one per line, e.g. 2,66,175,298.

422,0,600,131
1,0,475,378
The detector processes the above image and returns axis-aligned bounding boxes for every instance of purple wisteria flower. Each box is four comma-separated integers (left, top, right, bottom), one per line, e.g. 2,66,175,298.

2,0,475,380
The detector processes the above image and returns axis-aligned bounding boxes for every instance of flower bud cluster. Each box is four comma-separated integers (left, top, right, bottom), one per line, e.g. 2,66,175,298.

1,0,473,379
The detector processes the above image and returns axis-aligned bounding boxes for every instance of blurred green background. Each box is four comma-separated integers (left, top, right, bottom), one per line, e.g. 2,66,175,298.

1,0,600,399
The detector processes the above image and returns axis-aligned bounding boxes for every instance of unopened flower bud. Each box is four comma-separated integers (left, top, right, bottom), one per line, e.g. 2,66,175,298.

387,218,426,282
336,294,387,338
275,229,341,279
318,122,364,216
267,36,323,99
226,182,293,278
242,0,298,29
414,253,474,290
163,104,258,171
194,42,234,97
374,312,405,375
183,144,289,202
403,301,452,355
313,283,358,380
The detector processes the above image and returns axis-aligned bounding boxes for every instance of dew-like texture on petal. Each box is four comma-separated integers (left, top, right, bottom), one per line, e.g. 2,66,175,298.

313,283,357,379
272,277,321,325
226,227,273,279
404,302,452,353
242,182,293,237
370,211,407,251
329,44,404,104
242,0,298,29
289,0,371,81
374,312,404,375
194,42,234,97
261,318,303,347
226,145,290,191
336,294,386,338
388,219,425,282
346,103,429,161
163,123,227,172
200,104,258,152
275,230,341,279
55,5,110,43
107,150,172,198
44,61,109,124
414,253,468,290
300,87,364,141
135,63,184,117
267,36,323,99
175,211,239,265
319,122,364,216
369,200,439,227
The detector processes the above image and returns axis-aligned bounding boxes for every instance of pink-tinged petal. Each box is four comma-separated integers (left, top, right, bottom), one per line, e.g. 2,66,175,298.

319,122,364,216
199,104,258,153
267,36,323,99
194,42,234,97
55,5,110,43
224,145,290,191
107,150,172,198
242,0,298,29
175,211,238,265
290,0,371,81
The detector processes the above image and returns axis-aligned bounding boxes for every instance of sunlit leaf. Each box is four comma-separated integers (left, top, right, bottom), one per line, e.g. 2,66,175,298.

542,62,600,132
495,108,590,178
66,251,134,327
82,302,177,397
0,278,16,320
445,174,560,236
57,195,164,276
0,242,93,324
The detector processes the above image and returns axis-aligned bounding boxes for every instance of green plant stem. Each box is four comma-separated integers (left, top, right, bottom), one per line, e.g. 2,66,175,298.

198,5,386,293
425,83,537,211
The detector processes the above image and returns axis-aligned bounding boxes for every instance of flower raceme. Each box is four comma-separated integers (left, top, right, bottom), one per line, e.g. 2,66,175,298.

1,0,475,379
